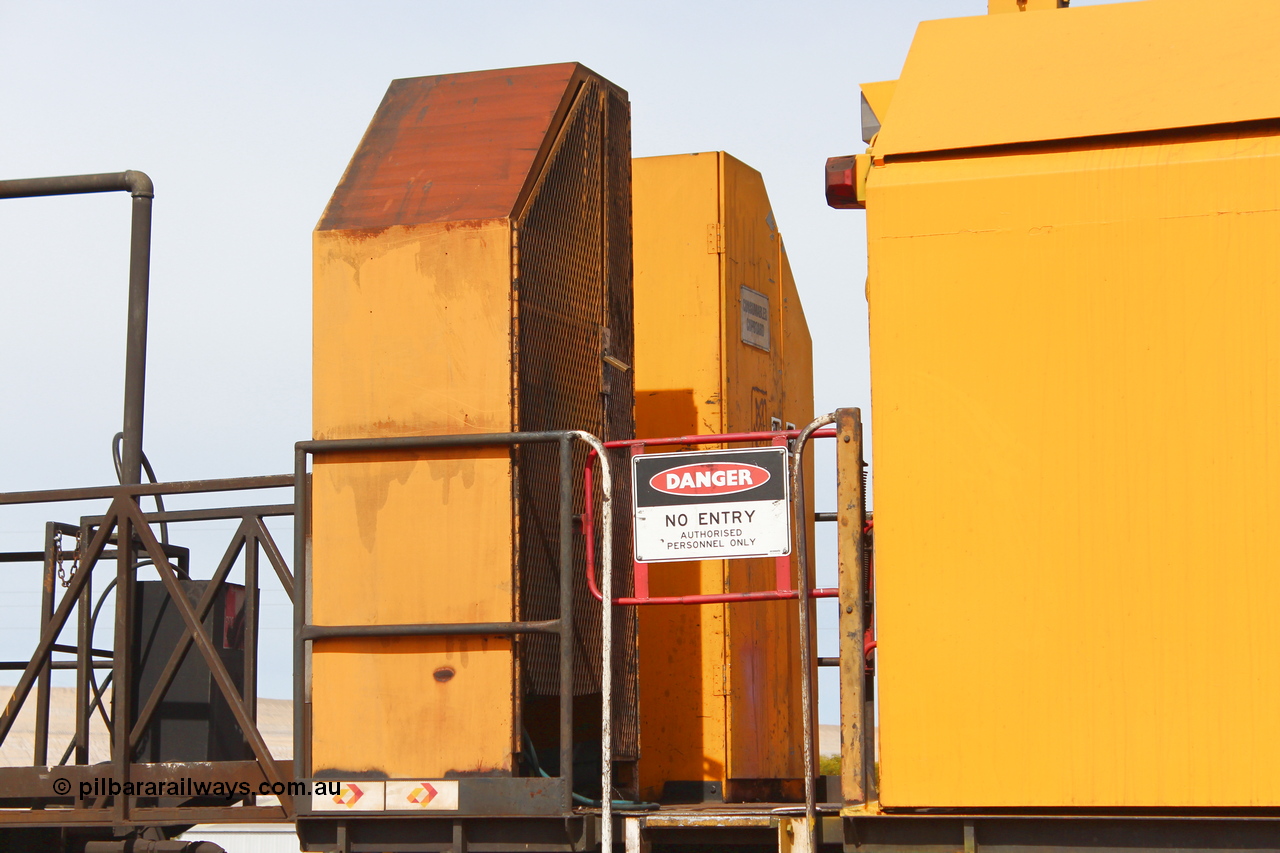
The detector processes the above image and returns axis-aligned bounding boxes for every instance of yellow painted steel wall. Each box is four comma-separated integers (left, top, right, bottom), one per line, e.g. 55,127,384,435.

632,153,727,799
633,153,813,800
311,221,516,778
307,63,632,785
868,2,1280,808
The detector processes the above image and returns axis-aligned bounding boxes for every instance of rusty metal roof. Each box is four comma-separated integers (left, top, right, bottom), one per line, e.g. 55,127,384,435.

318,62,621,231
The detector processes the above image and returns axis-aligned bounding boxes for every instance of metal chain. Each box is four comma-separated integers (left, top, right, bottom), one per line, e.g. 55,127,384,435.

69,530,80,587
53,530,78,588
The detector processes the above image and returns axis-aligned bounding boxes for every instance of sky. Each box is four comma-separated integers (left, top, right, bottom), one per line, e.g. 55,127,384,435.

0,0,1126,726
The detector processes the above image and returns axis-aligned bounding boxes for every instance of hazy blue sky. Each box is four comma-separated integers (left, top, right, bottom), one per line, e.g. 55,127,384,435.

0,1,1127,719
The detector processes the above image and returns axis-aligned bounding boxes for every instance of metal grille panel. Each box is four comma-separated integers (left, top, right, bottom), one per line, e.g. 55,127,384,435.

514,79,638,757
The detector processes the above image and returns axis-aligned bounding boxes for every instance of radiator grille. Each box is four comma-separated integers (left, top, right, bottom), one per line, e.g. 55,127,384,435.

514,79,638,757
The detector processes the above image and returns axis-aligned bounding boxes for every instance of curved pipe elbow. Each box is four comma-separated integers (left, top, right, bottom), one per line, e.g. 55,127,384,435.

123,169,154,198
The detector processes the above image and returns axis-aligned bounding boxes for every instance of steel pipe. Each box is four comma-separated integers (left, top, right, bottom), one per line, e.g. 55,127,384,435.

0,474,294,507
0,171,154,485
298,429,585,454
301,620,562,640
791,412,837,840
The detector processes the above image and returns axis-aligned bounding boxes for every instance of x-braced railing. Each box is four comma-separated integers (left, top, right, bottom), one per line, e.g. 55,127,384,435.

0,474,296,826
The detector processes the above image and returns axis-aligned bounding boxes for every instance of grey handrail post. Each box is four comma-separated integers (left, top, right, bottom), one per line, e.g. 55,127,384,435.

791,412,837,842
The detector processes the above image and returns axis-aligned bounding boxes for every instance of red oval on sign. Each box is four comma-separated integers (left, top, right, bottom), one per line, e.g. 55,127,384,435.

650,462,770,497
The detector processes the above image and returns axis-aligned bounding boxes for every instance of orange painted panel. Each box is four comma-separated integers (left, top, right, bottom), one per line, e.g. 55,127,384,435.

312,217,515,778
721,155,808,786
633,152,813,799
633,153,728,799
311,636,513,778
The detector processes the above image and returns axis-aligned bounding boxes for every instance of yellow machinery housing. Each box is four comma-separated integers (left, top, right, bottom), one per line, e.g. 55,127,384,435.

309,63,635,785
632,152,814,802
866,0,1280,808
308,70,817,816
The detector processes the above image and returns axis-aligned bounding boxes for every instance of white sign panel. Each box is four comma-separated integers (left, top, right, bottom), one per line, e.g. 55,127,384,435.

632,446,790,563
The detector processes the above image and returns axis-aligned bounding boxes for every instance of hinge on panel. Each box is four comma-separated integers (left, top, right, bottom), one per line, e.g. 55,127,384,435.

707,223,724,254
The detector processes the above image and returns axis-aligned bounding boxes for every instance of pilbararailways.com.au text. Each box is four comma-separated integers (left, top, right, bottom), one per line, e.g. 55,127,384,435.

50,776,333,800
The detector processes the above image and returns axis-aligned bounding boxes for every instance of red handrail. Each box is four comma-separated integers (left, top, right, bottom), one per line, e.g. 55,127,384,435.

600,426,837,449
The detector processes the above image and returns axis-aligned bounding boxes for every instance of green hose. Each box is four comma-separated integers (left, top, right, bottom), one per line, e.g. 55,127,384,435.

520,729,659,810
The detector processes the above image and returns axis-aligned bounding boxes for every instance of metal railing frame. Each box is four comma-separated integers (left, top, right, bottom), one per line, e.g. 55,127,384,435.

293,430,612,821
585,410,872,847
0,475,296,827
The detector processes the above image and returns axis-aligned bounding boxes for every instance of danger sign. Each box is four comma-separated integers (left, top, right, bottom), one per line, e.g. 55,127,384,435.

632,447,790,563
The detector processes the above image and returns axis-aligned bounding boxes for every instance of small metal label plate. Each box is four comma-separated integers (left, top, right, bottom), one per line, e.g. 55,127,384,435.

740,285,771,351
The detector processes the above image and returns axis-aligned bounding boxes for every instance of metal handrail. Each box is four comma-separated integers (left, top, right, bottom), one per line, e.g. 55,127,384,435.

790,413,837,837
584,415,862,843
294,429,612,820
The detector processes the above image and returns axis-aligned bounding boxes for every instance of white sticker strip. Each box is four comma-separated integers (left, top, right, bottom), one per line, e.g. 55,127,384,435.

386,779,460,811
311,780,386,812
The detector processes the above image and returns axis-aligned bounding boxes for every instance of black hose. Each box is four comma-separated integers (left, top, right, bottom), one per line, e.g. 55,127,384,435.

55,436,172,762
112,431,168,544
83,577,119,736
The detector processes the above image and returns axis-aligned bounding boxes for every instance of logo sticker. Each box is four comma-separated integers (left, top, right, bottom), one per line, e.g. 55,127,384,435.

387,779,459,811
334,783,364,807
312,780,386,812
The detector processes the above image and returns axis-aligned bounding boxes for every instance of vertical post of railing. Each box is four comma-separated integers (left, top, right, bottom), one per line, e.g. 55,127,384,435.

588,433,615,853
244,531,259,714
629,445,649,600
244,526,260,804
293,448,309,786
835,409,867,806
76,554,92,766
113,510,135,822
558,435,575,812
791,413,836,843
35,523,55,767
120,180,154,488
773,434,793,592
